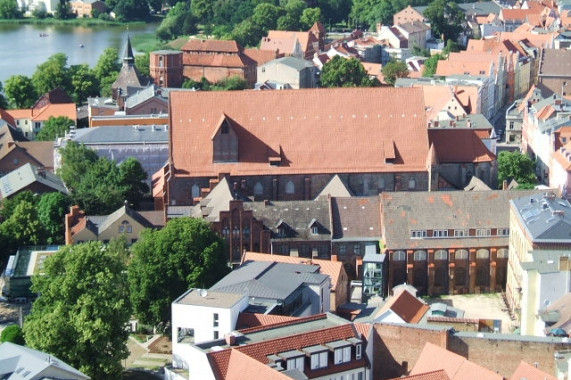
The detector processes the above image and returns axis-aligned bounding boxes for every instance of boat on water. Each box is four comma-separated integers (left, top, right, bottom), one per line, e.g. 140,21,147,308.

79,44,84,48
39,33,48,37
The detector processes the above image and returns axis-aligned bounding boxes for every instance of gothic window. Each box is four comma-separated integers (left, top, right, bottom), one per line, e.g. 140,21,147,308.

191,184,200,198
497,248,509,259
285,181,295,194
254,182,263,195
476,249,490,259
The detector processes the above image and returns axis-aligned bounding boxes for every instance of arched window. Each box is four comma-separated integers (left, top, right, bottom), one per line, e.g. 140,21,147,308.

434,250,448,260
408,178,416,189
393,251,406,261
222,226,230,238
476,266,489,286
243,225,250,239
455,267,467,287
414,250,427,261
434,267,447,287
119,220,132,233
285,181,295,194
476,249,490,259
191,184,200,198
497,248,509,259
254,182,263,195
455,249,468,260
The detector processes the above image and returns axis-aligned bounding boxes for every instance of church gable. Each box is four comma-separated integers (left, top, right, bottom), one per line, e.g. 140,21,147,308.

212,114,239,163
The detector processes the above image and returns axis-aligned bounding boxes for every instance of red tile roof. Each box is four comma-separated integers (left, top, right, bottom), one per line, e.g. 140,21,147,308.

509,360,557,380
209,349,292,380
182,39,242,53
428,129,496,163
388,369,450,380
410,342,503,380
260,30,317,56
236,312,300,330
238,314,328,335
169,87,429,178
376,289,429,323
235,324,359,364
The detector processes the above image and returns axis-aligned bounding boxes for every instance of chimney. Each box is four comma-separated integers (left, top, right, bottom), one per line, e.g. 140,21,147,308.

331,254,338,262
225,332,237,346
502,180,508,190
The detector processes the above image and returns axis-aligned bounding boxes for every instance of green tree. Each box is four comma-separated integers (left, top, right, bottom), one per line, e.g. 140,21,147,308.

135,53,150,77
212,76,249,91
0,190,37,221
113,0,150,21
37,192,73,245
55,0,72,19
422,54,444,77
32,2,47,18
58,141,99,191
0,0,21,19
23,241,131,380
191,0,214,20
381,59,409,86
232,19,263,47
0,324,25,345
320,56,377,87
498,150,537,187
0,200,46,256
70,64,100,104
251,3,285,33
4,75,37,108
93,48,120,95
128,217,230,327
0,81,8,109
36,116,75,141
424,0,464,42
32,53,71,96
118,158,149,208
300,7,321,29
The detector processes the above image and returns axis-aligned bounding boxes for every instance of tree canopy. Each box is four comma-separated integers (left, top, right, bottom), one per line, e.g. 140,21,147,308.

36,116,75,141
320,56,378,87
23,240,131,380
4,75,37,109
424,0,464,42
0,325,25,345
381,59,409,86
32,53,72,96
498,150,537,188
0,0,22,19
58,141,149,214
128,217,230,327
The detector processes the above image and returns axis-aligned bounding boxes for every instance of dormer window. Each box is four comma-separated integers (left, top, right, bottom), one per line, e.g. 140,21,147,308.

309,219,320,235
279,350,305,371
311,351,328,369
334,346,351,364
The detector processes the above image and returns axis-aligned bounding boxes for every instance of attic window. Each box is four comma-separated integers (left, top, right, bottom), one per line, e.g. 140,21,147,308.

312,225,319,235
221,121,229,134
119,220,132,233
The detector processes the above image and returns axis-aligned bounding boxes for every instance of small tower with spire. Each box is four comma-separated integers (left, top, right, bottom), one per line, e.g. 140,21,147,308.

111,35,152,109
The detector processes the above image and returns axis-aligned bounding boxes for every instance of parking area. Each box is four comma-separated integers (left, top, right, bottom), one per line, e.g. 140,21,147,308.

426,293,516,333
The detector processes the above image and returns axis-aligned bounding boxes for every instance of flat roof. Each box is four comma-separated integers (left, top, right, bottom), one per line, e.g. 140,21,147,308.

174,288,246,309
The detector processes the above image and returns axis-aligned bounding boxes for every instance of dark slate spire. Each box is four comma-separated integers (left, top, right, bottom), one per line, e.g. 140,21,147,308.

123,35,135,65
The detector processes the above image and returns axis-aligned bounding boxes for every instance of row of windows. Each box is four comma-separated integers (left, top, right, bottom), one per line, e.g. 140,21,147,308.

392,249,509,261
284,344,362,372
411,228,509,239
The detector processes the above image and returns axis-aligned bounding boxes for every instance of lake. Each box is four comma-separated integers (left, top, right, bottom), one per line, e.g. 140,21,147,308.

0,23,157,85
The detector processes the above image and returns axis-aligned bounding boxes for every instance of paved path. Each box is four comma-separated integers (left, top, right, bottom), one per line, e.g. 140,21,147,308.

125,335,171,370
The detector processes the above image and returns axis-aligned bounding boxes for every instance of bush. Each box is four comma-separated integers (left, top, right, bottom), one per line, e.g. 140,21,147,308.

0,324,25,345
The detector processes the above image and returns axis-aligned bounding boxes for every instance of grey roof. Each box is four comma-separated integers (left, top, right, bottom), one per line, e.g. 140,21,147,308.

243,199,331,241
0,342,89,380
265,56,315,71
415,2,500,16
84,204,157,234
511,193,571,243
151,49,183,55
381,190,545,250
0,163,68,198
521,250,571,274
539,49,571,77
397,21,431,33
210,261,327,300
125,86,168,109
174,288,246,308
331,196,381,240
71,125,168,145
464,176,492,191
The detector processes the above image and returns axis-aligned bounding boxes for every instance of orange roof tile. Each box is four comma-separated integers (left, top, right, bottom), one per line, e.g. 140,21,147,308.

244,48,282,66
236,324,359,364
428,129,496,163
31,103,77,122
169,87,429,179
388,369,450,380
221,350,292,380
242,251,344,289
509,360,557,380
376,289,429,323
236,312,300,330
238,314,328,335
0,108,16,127
182,39,242,53
260,30,317,56
500,8,542,22
410,342,503,380
8,109,32,119
553,142,571,171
